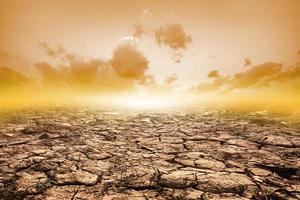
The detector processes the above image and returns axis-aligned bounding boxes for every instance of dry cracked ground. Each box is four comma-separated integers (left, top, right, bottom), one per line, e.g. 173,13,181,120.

0,107,300,200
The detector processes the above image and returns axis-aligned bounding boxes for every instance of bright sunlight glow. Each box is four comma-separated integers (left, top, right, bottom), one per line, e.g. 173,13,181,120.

110,94,178,110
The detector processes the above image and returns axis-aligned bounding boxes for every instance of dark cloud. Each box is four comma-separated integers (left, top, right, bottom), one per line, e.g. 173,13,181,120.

110,43,149,79
207,70,220,78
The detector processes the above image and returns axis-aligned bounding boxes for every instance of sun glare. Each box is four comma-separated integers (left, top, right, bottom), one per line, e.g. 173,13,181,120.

109,94,179,110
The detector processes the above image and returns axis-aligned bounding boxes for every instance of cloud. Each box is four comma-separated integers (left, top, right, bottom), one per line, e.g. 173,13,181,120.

0,50,30,73
132,24,146,38
37,45,103,88
39,42,67,58
191,76,229,92
155,24,192,50
35,59,135,92
231,62,282,88
129,22,192,63
244,58,252,67
138,74,156,87
34,62,64,86
191,82,219,92
207,70,220,78
195,69,226,93
110,43,149,79
67,59,103,86
137,73,180,93
154,23,191,62
131,9,153,39
273,63,300,82
0,66,31,88
192,62,300,93
164,73,178,84
35,43,143,92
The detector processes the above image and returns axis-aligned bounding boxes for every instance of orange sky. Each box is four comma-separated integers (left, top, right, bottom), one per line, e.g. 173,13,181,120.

0,0,300,99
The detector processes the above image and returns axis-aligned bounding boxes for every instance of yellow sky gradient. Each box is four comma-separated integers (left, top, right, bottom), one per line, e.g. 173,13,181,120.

0,0,300,111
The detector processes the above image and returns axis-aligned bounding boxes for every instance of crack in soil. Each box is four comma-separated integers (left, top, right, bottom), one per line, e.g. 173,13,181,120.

0,108,299,200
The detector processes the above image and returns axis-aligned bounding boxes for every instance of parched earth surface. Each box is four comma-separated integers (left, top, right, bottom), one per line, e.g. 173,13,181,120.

0,107,299,200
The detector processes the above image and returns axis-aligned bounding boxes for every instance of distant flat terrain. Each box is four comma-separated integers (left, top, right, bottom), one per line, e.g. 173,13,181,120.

0,108,299,200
